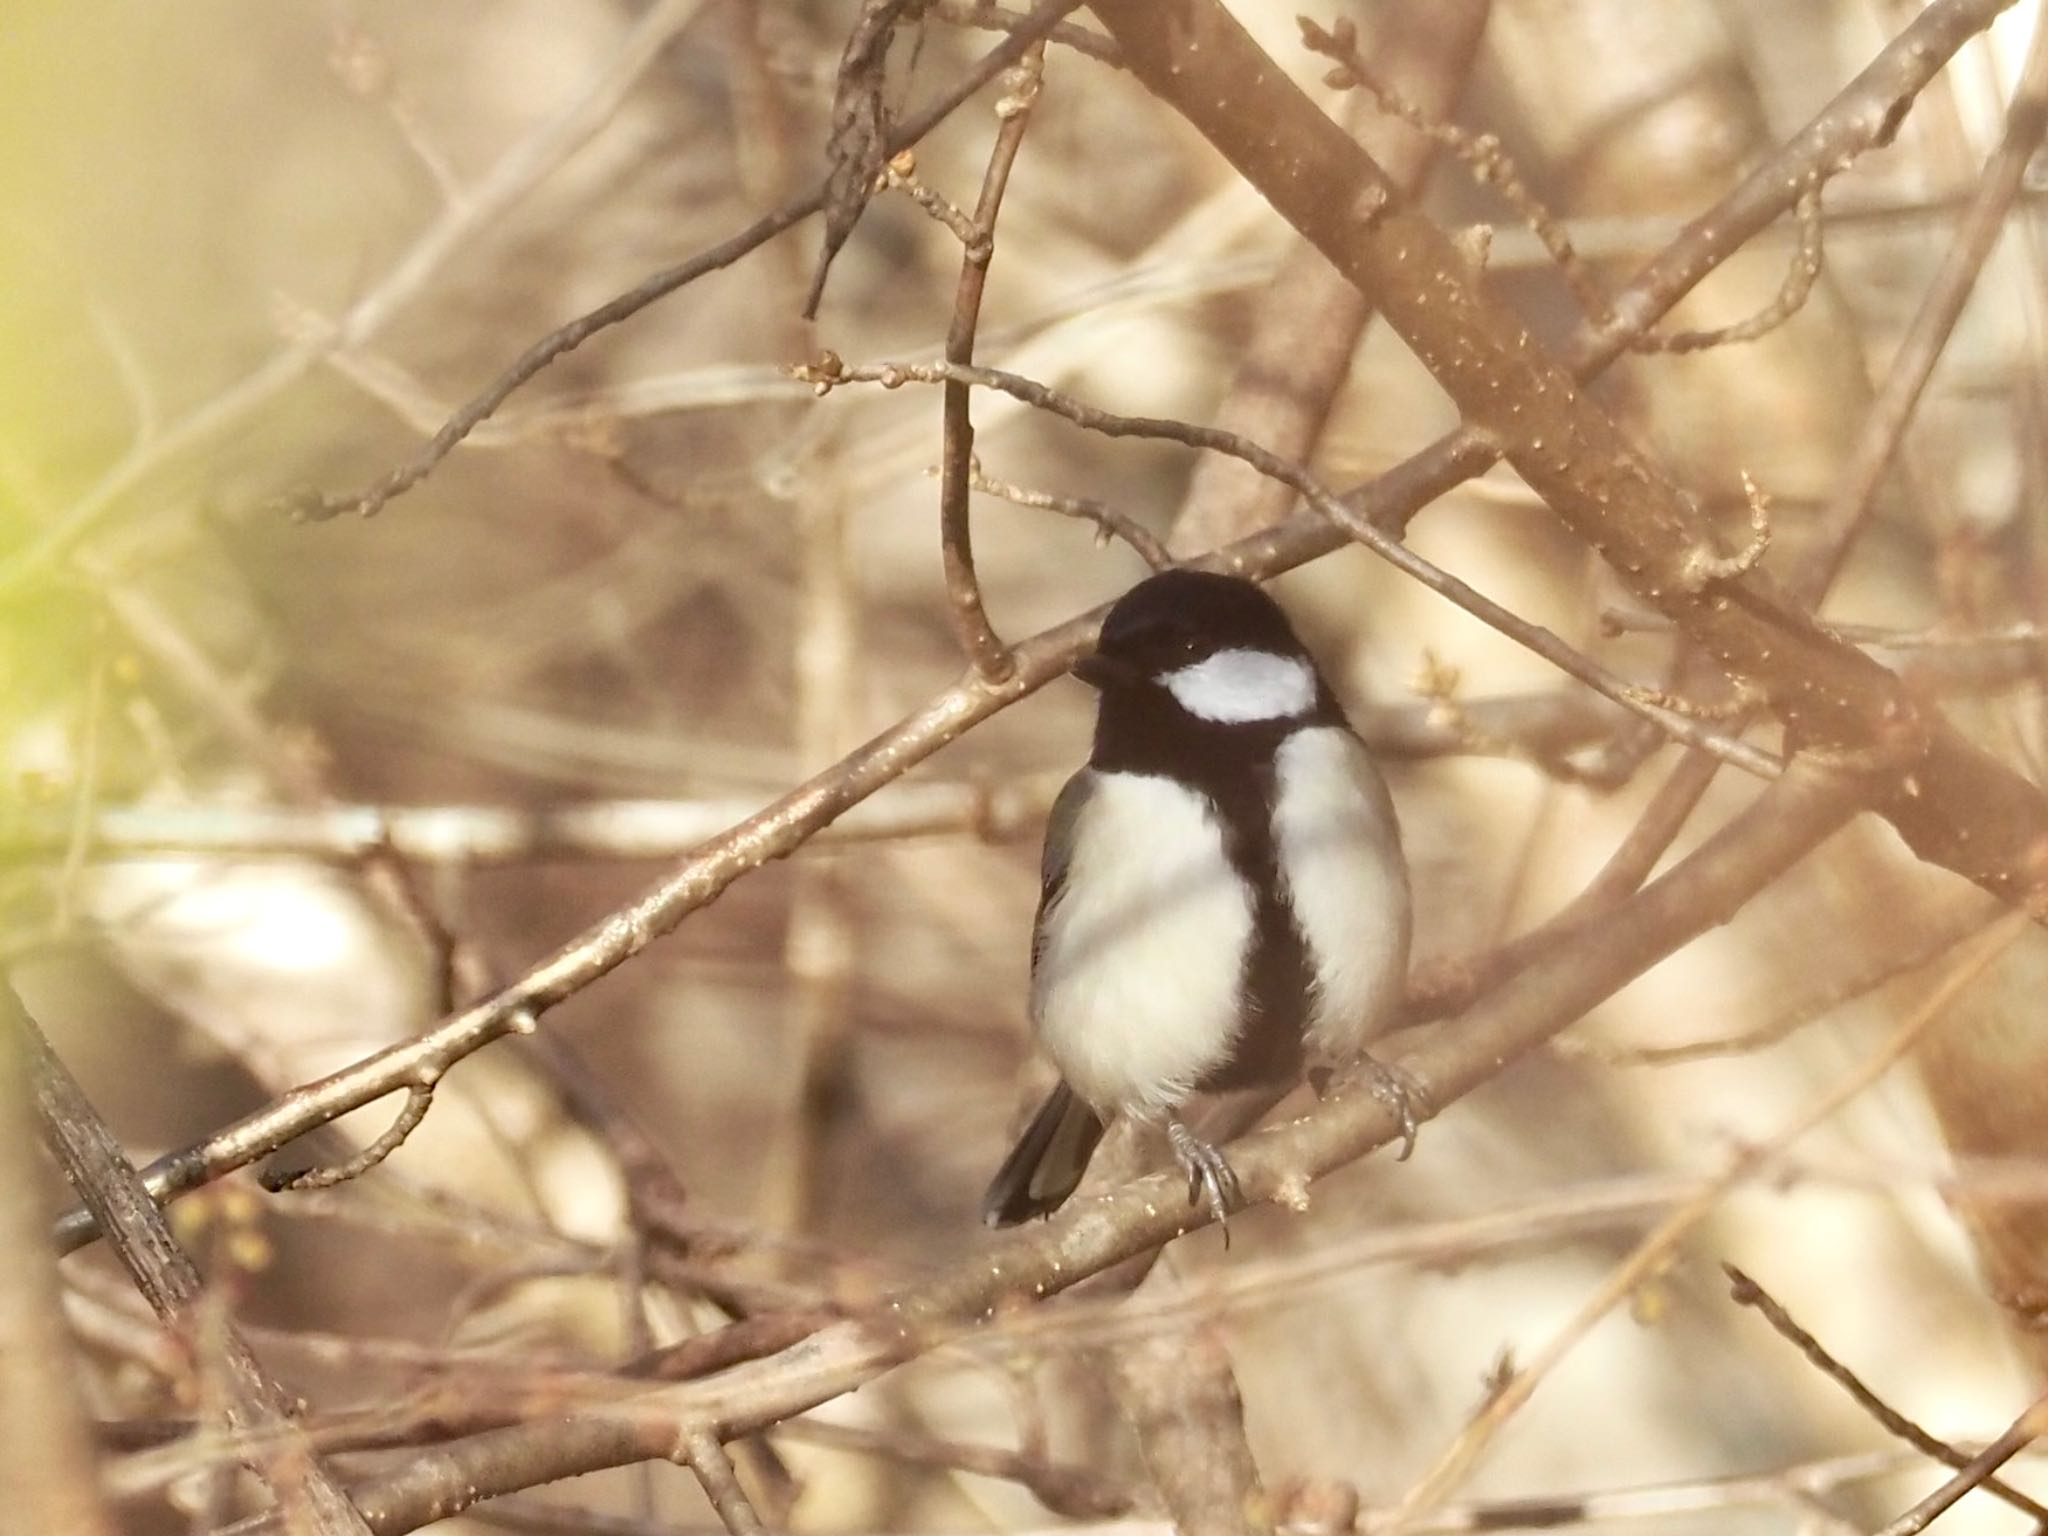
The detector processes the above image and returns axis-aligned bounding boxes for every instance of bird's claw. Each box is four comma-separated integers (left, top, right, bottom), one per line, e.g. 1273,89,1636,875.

1167,1119,1243,1232
1358,1055,1428,1161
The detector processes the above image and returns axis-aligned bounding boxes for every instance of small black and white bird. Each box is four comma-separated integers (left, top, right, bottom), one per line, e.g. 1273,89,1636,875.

981,569,1414,1228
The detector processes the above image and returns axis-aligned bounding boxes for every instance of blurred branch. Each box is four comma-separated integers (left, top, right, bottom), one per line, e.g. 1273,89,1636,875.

2,774,1068,864
1722,1264,2048,1524
1796,7,2048,601
8,986,374,1535
0,0,713,587
456,1447,2048,1536
290,0,1089,523
0,996,117,1536
1874,1395,2048,1536
1389,906,2032,1524
257,756,1868,1531
1561,895,1996,1066
1,689,1687,866
1113,1327,1272,1536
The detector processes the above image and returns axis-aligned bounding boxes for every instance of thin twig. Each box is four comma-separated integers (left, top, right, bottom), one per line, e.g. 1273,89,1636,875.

676,1425,767,1536
1873,1396,2048,1536
1722,1264,2048,1524
801,353,1781,778
931,1,1120,67
260,1080,437,1193
966,465,1173,569
936,42,1045,681
292,0,1089,522
1300,14,1608,322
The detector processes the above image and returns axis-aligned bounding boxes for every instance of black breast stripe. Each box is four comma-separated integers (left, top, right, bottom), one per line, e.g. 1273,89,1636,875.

1198,753,1313,1093
1087,683,1343,1095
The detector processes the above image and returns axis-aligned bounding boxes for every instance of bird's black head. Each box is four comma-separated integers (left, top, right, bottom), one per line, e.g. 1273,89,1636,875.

1078,570,1306,689
1076,569,1337,740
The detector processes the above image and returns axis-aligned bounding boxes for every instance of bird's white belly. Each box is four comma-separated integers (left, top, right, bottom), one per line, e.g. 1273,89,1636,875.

1032,772,1252,1119
1274,727,1411,1059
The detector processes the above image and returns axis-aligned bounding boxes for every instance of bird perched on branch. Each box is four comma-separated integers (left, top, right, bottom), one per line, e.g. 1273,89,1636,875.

982,569,1416,1229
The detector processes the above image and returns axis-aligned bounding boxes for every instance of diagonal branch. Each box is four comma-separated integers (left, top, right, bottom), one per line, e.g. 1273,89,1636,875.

1724,1264,2048,1524
1081,0,2048,910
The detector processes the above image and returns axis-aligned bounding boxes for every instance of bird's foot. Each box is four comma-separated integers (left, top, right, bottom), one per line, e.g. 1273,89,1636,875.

1356,1054,1428,1161
1166,1119,1243,1231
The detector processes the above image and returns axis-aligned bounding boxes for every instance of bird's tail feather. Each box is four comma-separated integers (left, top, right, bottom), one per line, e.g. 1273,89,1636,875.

981,1082,1105,1227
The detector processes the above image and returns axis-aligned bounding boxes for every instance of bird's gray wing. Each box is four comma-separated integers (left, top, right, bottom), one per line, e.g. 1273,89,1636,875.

1028,767,1096,1017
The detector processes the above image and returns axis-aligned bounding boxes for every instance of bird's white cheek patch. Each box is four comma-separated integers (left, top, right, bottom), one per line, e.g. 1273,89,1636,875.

1163,649,1317,723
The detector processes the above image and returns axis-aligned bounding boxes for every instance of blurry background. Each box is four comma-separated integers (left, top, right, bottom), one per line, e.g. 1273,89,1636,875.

4,1,2048,1531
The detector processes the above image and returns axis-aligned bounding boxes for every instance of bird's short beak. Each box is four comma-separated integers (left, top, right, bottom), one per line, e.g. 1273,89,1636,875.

1073,651,1135,689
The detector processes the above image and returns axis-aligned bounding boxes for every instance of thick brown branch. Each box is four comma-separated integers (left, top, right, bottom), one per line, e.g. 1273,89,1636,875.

1083,0,2048,908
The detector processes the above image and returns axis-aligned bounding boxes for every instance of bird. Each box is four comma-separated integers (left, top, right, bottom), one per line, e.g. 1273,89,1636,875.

981,568,1415,1229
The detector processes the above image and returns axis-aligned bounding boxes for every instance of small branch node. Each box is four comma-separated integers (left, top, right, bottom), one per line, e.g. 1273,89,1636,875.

1623,680,1758,722
1450,223,1494,278
1634,189,1828,353
1300,10,1609,320
259,1080,437,1194
1681,472,1773,590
